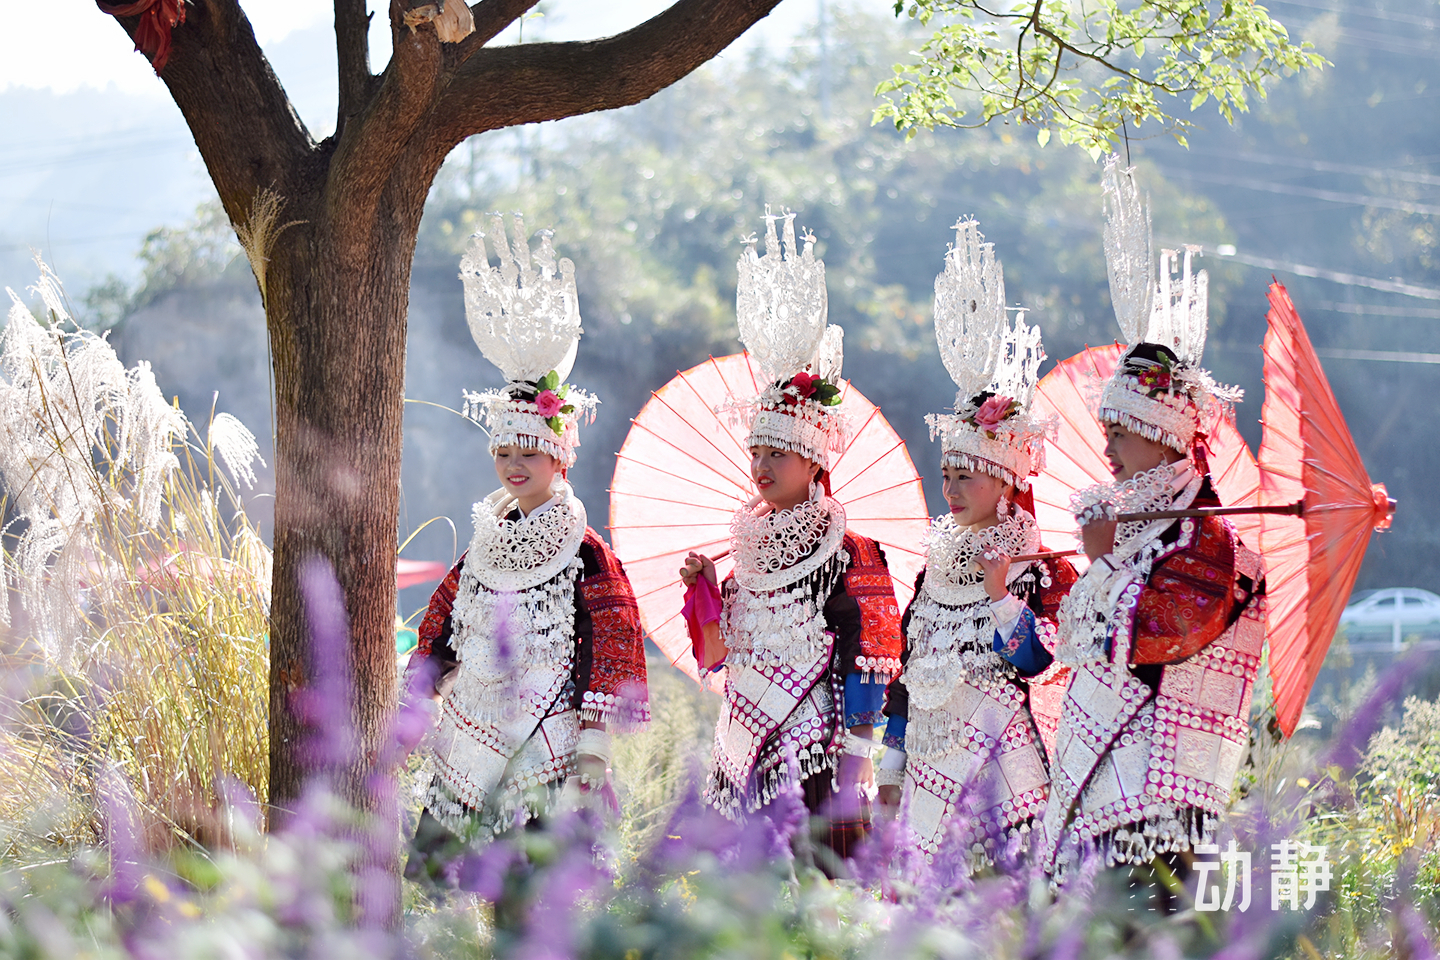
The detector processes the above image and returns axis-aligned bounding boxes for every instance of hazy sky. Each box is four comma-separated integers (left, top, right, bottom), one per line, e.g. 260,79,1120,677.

0,1,816,97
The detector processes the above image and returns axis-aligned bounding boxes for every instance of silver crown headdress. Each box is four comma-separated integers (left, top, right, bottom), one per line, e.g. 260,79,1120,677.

459,212,598,466
925,218,1049,490
732,209,847,471
1097,157,1239,454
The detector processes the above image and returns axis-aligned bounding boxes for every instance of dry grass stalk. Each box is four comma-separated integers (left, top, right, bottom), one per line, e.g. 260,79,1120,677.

0,261,270,853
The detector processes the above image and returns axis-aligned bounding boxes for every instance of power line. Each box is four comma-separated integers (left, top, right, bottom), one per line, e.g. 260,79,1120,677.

1315,347,1440,363
1213,249,1440,300
1174,149,1440,187
1313,301,1440,319
1169,169,1440,217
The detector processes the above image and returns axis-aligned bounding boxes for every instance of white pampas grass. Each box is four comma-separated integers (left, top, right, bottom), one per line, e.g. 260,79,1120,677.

208,411,264,490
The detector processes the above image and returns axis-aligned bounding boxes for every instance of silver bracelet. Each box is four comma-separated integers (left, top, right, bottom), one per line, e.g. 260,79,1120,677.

875,767,906,788
1077,501,1118,525
843,731,877,759
576,727,613,765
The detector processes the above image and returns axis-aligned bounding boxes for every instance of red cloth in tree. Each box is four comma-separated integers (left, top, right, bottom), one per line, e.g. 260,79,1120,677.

98,0,186,74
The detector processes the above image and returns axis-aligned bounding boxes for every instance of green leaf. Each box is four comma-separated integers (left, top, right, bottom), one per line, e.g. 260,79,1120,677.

560,404,575,415
546,416,564,435
538,370,560,391
1036,127,1051,147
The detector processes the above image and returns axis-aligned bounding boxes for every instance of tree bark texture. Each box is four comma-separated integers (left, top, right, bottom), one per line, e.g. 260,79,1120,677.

105,0,785,819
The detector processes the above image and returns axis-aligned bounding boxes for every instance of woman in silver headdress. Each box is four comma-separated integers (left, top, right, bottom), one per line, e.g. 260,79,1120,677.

680,212,905,875
877,219,1077,866
405,216,649,882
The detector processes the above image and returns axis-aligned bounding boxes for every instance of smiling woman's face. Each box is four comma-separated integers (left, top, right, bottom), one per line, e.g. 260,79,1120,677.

493,445,563,511
941,464,1010,530
750,445,820,511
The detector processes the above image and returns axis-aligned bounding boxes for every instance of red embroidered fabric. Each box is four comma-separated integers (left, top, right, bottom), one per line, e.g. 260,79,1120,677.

1129,516,1239,665
415,561,463,662
578,530,650,727
840,532,904,667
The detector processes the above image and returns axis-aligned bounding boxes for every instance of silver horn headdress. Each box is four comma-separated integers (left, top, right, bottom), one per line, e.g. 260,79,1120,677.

459,212,598,466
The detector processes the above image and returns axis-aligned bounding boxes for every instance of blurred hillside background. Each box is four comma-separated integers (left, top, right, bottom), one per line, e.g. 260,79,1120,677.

3,0,1436,648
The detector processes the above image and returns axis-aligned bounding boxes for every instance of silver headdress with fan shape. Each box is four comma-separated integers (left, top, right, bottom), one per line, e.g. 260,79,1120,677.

459,212,597,466
926,218,1050,490
1097,157,1239,454
731,209,848,471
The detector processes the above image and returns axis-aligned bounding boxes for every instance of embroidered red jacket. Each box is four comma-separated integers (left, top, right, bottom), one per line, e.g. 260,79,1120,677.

409,527,649,728
1124,482,1261,669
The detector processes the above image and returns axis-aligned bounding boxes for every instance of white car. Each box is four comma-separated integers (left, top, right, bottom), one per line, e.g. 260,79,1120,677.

1339,588,1440,639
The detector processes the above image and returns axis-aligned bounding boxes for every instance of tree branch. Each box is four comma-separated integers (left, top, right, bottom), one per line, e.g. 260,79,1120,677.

429,0,783,147
108,0,314,230
451,0,541,63
336,0,372,129
324,0,447,262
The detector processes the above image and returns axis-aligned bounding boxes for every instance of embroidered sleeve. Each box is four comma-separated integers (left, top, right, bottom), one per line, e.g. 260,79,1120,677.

844,674,887,728
1128,517,1239,665
576,530,650,730
405,558,464,692
839,533,904,683
882,568,922,748
991,607,1054,677
1033,556,1080,634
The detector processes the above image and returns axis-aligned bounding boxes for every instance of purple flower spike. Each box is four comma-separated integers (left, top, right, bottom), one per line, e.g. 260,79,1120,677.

1322,650,1418,774
295,554,359,777
98,764,148,908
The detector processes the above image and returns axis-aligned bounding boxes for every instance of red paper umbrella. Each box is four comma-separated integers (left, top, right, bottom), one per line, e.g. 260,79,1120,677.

609,353,929,681
1259,282,1396,737
397,559,451,590
1028,344,1264,565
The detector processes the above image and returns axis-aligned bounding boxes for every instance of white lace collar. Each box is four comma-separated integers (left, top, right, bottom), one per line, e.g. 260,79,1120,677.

731,494,847,593
921,508,1042,607
463,482,587,592
1104,459,1201,563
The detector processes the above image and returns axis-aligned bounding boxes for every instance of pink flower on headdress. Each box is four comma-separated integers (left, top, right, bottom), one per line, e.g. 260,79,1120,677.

973,395,1014,430
535,389,564,418
790,372,819,400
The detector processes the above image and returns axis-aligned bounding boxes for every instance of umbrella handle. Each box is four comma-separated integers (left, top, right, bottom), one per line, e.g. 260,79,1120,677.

1011,549,1081,563
1009,501,1305,563
1115,500,1304,522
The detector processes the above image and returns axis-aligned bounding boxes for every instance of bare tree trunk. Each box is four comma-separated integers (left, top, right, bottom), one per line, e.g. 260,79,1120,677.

265,202,423,811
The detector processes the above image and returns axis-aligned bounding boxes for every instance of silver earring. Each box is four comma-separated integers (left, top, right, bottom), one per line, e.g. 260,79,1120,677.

809,479,822,502
996,494,1010,517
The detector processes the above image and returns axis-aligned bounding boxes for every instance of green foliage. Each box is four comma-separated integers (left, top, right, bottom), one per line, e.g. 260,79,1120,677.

875,0,1327,154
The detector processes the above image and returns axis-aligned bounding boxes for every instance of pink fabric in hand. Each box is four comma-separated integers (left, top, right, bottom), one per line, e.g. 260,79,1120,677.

682,575,724,671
